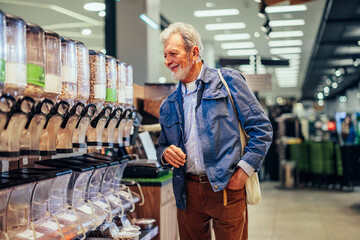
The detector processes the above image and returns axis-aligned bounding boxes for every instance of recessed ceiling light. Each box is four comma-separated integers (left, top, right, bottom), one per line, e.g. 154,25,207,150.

98,10,106,17
139,14,159,29
81,28,92,35
324,86,330,93
214,33,251,41
254,32,260,38
269,30,304,38
205,22,246,31
266,5,307,13
221,42,255,49
270,47,302,54
278,54,301,59
206,2,216,8
83,2,106,12
227,49,258,56
268,40,303,47
332,82,338,89
269,19,305,27
194,8,239,17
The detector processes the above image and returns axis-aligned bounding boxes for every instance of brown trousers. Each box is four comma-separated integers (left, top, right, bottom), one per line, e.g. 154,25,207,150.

177,174,248,240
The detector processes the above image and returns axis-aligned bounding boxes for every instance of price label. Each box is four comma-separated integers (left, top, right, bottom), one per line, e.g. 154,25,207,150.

17,230,44,240
77,205,92,215
40,221,64,231
58,213,77,222
94,200,109,210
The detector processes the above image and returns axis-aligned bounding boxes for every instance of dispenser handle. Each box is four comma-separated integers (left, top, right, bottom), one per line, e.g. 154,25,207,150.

60,101,85,129
43,100,70,129
90,105,112,128
4,96,35,130
115,108,131,128
104,107,122,129
75,103,96,129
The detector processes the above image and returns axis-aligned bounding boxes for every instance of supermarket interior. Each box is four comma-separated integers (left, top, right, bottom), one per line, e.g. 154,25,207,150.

0,0,359,239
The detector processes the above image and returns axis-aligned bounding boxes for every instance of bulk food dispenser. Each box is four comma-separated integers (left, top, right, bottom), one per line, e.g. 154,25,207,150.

72,41,95,151
123,64,136,147
39,30,70,156
0,10,5,92
19,23,53,158
59,158,123,222
0,14,33,161
13,168,78,240
102,55,120,148
113,60,128,148
56,37,84,154
34,160,107,232
0,178,13,239
86,50,111,149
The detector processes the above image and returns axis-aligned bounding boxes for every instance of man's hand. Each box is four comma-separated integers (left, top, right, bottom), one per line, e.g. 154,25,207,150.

227,167,249,190
163,145,186,168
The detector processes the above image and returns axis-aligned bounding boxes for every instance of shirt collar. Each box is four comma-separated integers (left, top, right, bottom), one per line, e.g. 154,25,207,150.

181,63,205,95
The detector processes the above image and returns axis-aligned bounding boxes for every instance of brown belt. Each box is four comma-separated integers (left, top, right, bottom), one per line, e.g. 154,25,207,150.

186,173,209,183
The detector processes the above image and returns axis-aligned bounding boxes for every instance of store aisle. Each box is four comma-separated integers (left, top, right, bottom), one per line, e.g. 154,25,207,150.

248,182,360,240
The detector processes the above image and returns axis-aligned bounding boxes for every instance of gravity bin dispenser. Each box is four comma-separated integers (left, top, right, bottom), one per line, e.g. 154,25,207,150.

86,50,111,150
39,30,70,156
72,40,95,151
55,37,85,154
0,14,32,161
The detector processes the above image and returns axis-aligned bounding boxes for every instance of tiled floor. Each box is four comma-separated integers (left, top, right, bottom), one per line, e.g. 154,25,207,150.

248,181,360,240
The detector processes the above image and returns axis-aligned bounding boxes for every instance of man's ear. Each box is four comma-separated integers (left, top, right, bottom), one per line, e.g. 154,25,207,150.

192,46,199,60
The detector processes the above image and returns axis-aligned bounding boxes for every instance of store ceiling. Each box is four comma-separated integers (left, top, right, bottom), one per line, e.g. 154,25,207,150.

0,0,359,102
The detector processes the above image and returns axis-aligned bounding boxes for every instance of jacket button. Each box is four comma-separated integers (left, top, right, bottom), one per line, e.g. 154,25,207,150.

214,185,218,189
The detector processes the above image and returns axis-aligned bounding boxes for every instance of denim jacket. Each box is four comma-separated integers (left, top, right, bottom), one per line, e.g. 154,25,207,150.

156,65,273,210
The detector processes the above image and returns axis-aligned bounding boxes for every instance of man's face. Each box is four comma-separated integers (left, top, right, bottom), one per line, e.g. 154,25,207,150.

163,33,193,81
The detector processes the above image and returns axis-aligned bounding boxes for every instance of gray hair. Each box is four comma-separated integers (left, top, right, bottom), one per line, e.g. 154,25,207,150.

160,22,204,59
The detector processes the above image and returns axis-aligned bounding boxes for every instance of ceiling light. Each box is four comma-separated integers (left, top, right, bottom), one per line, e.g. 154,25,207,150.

335,69,342,77
265,5,307,13
317,92,324,100
194,9,239,17
139,14,159,29
268,40,303,47
227,49,258,56
254,32,260,38
83,2,106,12
98,10,106,17
158,77,166,83
214,33,251,41
339,96,347,103
318,100,324,106
269,30,304,38
332,82,338,89
358,40,360,46
269,19,305,27
81,28,92,35
324,86,330,93
277,54,301,60
100,49,106,54
221,42,255,49
353,58,359,67
205,22,246,31
206,2,216,8
270,47,302,54
325,78,332,85
258,1,267,18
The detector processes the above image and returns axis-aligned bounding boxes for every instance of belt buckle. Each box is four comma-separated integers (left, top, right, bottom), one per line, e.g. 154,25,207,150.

199,174,208,183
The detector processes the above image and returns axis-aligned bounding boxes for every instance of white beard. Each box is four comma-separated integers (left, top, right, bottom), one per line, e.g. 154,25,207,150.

171,61,192,82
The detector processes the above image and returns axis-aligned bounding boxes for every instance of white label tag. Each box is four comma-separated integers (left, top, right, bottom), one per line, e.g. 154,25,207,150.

94,84,106,99
2,160,9,172
45,74,62,94
125,86,133,100
17,229,44,240
77,205,92,215
94,200,109,210
5,62,27,85
58,213,77,222
40,221,64,231
108,195,121,205
117,83,126,104
61,66,76,83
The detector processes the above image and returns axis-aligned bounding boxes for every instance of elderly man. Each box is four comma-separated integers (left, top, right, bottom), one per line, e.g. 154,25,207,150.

156,22,273,240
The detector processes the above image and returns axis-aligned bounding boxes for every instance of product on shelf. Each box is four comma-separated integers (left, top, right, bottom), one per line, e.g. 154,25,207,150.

43,30,62,102
125,64,133,107
116,60,127,106
4,14,27,99
0,10,6,92
105,55,117,106
59,37,77,106
88,50,106,110
24,22,45,102
74,41,90,104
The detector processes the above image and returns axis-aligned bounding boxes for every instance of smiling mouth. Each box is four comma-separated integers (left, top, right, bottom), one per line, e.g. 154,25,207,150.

169,64,179,72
